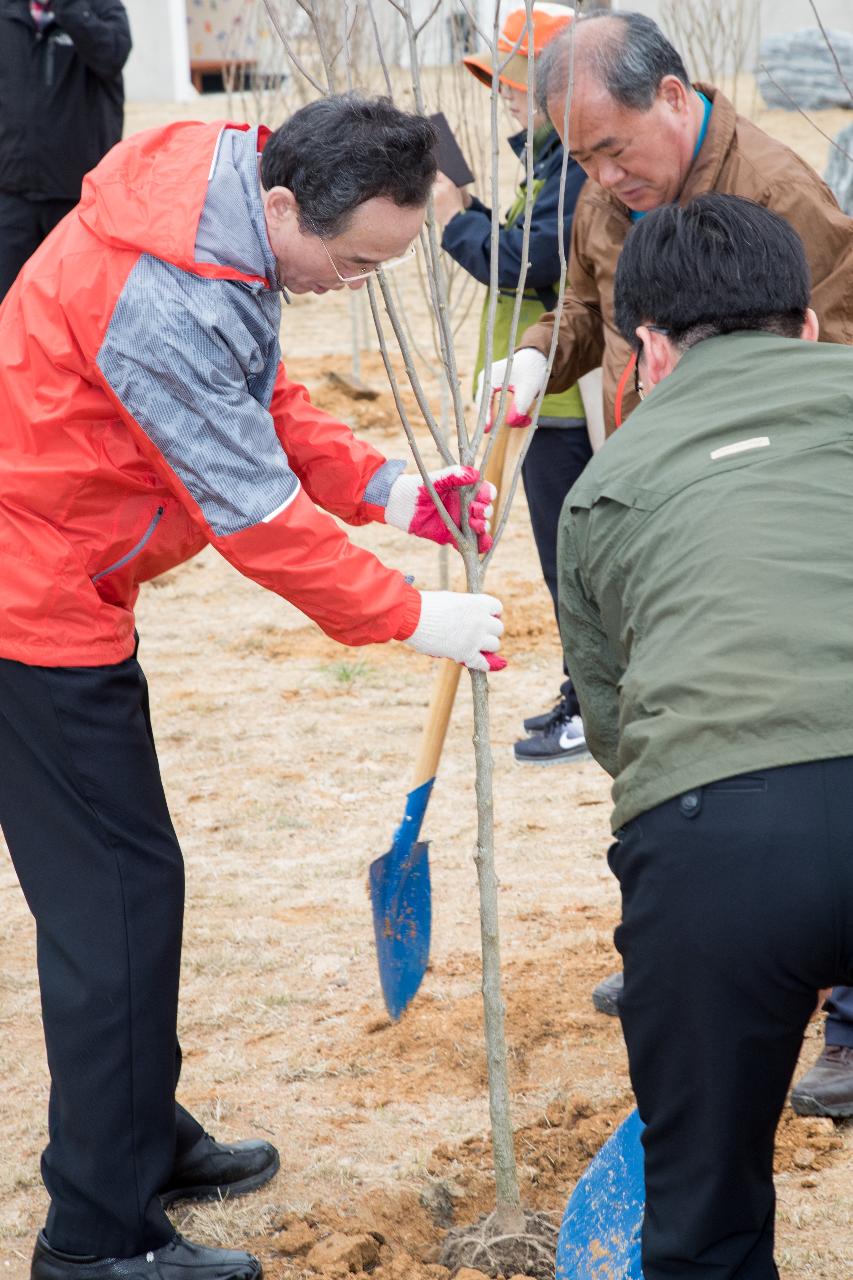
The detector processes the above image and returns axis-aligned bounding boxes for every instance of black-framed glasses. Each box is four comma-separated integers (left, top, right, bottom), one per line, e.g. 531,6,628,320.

634,325,672,400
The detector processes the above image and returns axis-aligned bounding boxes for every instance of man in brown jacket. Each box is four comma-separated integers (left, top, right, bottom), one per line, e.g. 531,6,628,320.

481,8,853,1117
482,9,853,436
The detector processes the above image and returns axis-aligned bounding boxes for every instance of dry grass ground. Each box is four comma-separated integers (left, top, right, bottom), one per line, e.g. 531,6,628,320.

1,74,852,1280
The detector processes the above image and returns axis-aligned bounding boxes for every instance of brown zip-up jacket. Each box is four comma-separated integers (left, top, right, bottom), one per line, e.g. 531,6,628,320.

521,83,853,436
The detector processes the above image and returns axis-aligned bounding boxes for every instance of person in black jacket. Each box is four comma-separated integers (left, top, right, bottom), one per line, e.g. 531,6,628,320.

0,0,131,299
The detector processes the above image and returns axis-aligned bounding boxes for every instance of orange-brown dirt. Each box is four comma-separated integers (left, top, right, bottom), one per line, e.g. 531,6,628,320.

1,78,853,1280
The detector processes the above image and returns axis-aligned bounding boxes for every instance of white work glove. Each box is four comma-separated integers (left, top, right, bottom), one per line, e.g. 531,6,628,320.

476,347,549,432
386,466,496,553
404,591,506,672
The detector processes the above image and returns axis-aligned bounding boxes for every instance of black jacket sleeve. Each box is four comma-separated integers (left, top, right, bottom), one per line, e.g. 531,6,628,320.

51,0,132,78
441,153,585,293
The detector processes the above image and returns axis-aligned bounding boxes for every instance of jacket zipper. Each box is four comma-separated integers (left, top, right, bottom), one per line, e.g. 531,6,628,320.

91,506,165,583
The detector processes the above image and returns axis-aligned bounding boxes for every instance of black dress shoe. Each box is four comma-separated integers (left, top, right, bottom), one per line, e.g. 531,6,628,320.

160,1131,280,1207
591,970,624,1017
31,1232,261,1280
790,1044,853,1117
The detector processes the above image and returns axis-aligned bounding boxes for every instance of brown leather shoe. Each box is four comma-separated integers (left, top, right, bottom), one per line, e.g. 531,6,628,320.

790,1044,853,1117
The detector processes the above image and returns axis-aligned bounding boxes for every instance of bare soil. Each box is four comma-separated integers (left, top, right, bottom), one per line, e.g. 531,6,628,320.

1,80,852,1280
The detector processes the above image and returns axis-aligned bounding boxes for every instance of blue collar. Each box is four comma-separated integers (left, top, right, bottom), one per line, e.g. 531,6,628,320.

629,91,712,222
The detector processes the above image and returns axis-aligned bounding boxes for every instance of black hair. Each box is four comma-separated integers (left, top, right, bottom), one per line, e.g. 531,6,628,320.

537,10,691,114
613,193,811,349
261,93,438,238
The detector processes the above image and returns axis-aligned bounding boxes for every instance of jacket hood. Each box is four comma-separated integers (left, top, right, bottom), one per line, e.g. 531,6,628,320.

76,119,274,286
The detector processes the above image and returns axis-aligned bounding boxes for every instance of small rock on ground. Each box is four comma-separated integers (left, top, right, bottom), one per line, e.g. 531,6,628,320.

306,1232,382,1274
272,1221,317,1256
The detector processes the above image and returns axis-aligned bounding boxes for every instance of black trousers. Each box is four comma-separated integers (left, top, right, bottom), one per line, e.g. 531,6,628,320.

521,424,592,708
0,191,77,301
0,654,204,1257
609,759,853,1279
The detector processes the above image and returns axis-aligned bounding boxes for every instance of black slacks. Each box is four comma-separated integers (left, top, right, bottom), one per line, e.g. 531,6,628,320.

609,758,853,1279
0,191,77,301
521,425,592,706
0,654,204,1257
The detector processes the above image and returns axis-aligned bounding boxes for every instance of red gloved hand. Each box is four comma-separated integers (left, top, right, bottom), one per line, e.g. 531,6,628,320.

386,466,496,553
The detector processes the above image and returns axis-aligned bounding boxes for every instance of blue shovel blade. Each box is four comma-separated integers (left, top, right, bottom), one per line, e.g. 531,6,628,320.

369,778,434,1020
556,1108,646,1279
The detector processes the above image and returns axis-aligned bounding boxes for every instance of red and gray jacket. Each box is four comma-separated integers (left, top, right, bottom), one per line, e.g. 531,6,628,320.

0,120,422,666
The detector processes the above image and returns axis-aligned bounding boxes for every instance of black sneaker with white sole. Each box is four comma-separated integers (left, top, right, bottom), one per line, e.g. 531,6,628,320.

523,692,572,735
513,711,589,763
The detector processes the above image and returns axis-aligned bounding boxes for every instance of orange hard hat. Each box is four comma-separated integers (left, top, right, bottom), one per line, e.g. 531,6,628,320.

463,3,574,93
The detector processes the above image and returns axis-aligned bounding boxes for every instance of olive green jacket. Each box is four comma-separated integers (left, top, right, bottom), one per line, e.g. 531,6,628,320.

558,331,853,830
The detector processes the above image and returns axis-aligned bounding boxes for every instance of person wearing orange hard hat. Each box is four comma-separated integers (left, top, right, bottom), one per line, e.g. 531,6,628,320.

434,3,593,766
461,0,576,94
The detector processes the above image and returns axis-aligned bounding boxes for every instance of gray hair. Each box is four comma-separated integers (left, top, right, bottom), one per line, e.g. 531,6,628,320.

536,10,691,115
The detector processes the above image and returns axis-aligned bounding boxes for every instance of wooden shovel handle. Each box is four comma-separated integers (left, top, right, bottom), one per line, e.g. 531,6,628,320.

412,657,464,787
410,423,531,789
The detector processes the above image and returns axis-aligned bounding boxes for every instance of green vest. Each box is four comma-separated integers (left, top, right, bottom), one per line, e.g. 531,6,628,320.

473,143,584,425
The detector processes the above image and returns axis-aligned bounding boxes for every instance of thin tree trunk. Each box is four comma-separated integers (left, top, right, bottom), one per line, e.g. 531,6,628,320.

262,0,577,1235
469,660,525,1230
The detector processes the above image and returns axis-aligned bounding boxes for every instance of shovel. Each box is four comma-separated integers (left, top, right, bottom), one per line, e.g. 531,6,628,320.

555,1108,645,1278
370,425,527,1019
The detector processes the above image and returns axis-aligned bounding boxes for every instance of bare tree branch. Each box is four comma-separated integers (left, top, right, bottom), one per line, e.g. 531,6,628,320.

415,0,444,41
388,271,441,374
456,0,495,52
398,0,470,461
374,268,457,466
809,0,853,106
260,0,328,94
294,0,340,90
757,64,853,164
365,280,463,549
365,0,396,96
482,3,576,570
468,1,508,454
471,3,539,465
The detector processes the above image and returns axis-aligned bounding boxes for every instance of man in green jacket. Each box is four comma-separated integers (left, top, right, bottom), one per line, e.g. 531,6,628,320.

557,192,853,1279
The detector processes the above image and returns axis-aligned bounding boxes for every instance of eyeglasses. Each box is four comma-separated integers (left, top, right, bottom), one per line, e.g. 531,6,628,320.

318,238,417,284
634,325,671,400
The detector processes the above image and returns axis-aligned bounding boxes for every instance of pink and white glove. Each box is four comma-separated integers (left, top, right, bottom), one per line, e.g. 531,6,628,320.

386,466,496,554
476,348,549,432
404,591,506,673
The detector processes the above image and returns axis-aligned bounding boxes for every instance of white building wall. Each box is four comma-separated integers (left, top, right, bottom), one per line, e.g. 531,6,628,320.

124,0,195,102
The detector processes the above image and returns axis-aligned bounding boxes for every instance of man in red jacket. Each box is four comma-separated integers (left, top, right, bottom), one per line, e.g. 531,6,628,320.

0,94,502,1280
